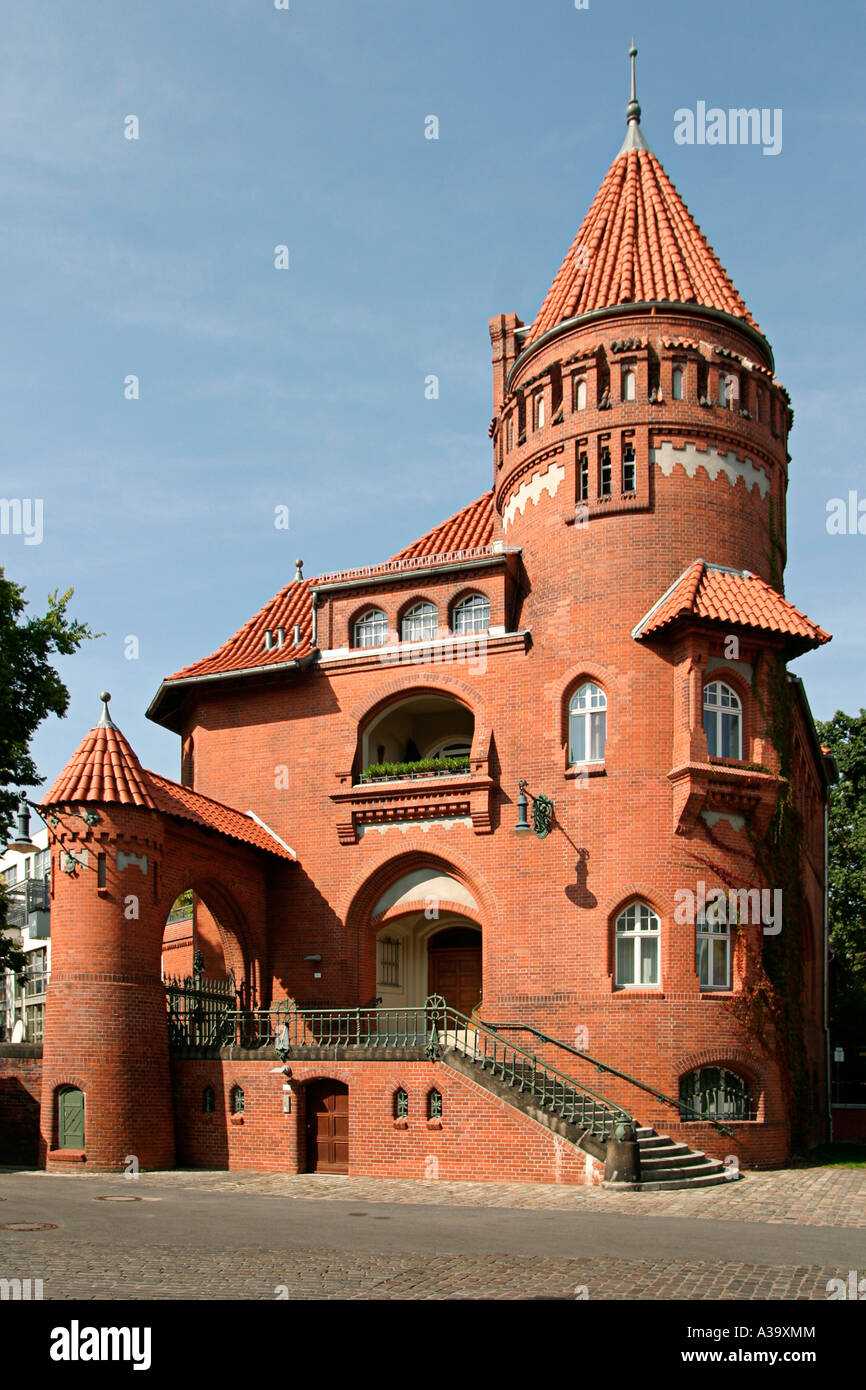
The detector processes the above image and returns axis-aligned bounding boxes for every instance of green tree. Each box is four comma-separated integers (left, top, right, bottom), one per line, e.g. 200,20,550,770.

815,708,866,1035
0,568,98,973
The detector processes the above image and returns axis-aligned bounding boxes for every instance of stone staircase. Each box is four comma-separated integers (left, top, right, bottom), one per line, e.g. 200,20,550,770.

631,1126,735,1190
441,1037,739,1191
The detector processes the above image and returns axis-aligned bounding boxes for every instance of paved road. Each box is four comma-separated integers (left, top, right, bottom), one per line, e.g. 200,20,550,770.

0,1168,863,1300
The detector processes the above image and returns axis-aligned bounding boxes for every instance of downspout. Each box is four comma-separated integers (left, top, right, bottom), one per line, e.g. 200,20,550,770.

824,792,833,1143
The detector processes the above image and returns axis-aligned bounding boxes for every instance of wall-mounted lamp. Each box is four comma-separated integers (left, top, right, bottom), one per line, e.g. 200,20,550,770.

5,797,38,854
514,780,554,839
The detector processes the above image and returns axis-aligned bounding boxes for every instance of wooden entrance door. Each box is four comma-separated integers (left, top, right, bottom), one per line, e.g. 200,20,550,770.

306,1081,349,1173
58,1087,85,1149
428,927,482,1017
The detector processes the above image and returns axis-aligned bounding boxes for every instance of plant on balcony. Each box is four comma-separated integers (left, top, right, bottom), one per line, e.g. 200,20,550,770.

360,755,471,783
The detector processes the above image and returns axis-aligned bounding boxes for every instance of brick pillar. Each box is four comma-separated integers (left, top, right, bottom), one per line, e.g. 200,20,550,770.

40,804,175,1171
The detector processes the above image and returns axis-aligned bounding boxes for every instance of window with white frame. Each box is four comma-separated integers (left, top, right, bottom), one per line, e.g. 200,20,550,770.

696,911,731,990
401,602,437,642
451,593,490,634
599,447,612,497
622,368,636,402
615,902,660,987
353,608,388,649
568,682,606,764
578,451,589,501
672,366,684,400
703,681,742,759
573,377,587,411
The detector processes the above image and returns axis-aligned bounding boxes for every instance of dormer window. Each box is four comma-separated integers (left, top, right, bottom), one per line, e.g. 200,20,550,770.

672,366,684,400
353,608,388,649
402,602,437,642
451,593,490,634
622,368,636,402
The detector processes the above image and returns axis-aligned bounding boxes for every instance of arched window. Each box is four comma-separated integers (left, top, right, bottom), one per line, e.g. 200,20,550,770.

393,1088,409,1119
615,902,660,987
401,602,437,642
679,1067,752,1121
353,608,388,649
534,393,545,429
451,593,490,634
202,1085,216,1114
573,377,587,411
427,1089,443,1120
568,682,607,764
703,681,742,759
622,368,636,402
719,372,738,409
230,1085,244,1115
672,366,684,400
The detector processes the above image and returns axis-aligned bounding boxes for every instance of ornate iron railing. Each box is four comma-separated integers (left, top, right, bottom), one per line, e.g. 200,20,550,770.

169,996,632,1140
165,964,238,1048
485,1021,744,1137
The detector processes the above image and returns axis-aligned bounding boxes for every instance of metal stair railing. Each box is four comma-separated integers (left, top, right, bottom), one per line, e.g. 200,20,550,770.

484,1021,741,1138
183,998,632,1140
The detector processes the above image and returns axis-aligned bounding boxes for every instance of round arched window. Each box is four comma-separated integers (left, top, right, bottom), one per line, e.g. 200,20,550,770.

568,682,607,764
615,902,659,987
451,593,490,635
402,602,437,642
679,1067,752,1121
353,608,388,649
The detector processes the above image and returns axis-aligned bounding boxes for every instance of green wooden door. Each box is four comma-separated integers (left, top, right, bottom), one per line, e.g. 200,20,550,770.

58,1088,85,1149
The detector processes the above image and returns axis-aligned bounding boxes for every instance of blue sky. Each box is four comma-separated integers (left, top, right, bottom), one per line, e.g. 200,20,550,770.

2,0,863,786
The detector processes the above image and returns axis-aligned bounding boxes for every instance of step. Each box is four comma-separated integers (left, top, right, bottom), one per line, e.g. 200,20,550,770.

637,1160,726,1183
636,1170,739,1191
638,1140,694,1157
640,1151,714,1172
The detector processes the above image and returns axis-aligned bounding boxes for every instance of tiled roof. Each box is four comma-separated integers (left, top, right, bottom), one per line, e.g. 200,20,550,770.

526,145,760,344
633,561,831,652
161,492,495,687
168,578,315,681
389,492,494,561
41,709,294,860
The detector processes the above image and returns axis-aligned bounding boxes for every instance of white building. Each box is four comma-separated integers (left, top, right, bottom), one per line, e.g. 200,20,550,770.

1,826,51,1043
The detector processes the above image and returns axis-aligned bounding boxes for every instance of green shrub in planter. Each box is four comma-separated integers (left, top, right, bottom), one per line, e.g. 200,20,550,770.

361,755,470,780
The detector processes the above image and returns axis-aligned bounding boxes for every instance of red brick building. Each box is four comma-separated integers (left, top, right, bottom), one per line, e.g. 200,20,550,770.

11,60,835,1186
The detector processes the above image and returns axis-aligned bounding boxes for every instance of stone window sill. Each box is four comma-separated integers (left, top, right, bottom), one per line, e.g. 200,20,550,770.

565,763,606,780
612,989,665,999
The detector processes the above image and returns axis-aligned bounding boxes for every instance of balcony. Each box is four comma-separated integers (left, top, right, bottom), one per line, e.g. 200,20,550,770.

668,759,784,837
331,758,495,843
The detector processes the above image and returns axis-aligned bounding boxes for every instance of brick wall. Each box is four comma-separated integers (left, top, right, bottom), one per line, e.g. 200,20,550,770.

0,1047,43,1164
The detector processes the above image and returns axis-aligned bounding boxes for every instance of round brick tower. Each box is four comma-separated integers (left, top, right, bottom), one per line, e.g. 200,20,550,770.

483,47,829,1161
39,696,175,1171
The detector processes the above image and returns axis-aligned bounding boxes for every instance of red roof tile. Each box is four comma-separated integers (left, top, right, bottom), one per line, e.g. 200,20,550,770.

526,146,760,345
633,561,831,652
160,493,495,688
389,492,494,561
41,706,294,859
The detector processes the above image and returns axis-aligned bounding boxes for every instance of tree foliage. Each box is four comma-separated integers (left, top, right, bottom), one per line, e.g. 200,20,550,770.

0,568,98,970
815,708,866,1033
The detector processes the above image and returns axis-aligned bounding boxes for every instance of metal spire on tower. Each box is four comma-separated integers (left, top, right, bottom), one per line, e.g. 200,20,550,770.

619,37,649,154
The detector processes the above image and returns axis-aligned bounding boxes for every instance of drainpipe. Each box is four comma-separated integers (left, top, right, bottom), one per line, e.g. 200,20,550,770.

824,793,833,1144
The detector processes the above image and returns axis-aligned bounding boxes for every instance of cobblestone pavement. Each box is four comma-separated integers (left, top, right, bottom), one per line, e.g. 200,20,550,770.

2,1166,862,1300
0,1236,852,1300
11,1162,864,1227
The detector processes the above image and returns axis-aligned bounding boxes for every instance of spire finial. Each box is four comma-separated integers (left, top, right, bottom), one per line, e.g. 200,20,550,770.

626,37,641,125
294,558,304,582
97,691,115,729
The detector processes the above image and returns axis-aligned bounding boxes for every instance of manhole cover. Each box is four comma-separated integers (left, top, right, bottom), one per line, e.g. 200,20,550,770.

95,1196,142,1202
0,1221,58,1231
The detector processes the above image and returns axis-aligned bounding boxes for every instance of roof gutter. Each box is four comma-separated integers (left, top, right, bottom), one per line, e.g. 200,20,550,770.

506,301,775,395
146,648,320,727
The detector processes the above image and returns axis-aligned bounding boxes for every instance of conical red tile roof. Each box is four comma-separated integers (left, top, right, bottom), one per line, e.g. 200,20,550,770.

40,697,294,859
526,142,760,344
633,561,831,654
43,710,155,808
